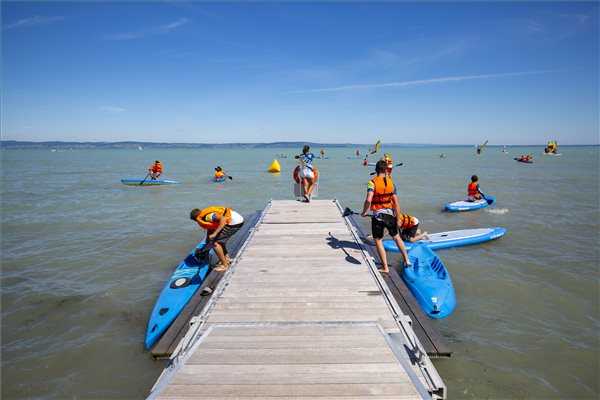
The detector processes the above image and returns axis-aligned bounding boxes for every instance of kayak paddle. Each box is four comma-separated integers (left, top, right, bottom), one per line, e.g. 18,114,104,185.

139,173,151,185
342,207,373,218
478,189,493,205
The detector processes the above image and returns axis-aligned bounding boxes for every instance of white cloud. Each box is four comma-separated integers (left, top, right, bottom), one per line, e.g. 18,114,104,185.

99,106,126,113
105,18,189,40
290,70,554,94
3,16,65,31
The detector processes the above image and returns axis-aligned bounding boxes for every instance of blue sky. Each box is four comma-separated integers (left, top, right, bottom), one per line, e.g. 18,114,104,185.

2,2,598,144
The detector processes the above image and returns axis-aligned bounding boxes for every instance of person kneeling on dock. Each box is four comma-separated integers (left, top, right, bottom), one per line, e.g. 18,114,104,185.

190,206,244,272
361,160,411,273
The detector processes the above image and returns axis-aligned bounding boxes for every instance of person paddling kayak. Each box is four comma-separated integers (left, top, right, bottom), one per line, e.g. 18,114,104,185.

361,160,411,273
148,160,163,180
294,145,317,202
190,206,244,272
214,166,226,181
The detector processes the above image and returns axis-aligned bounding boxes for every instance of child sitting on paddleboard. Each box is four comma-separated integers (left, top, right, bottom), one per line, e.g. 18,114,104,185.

467,175,482,201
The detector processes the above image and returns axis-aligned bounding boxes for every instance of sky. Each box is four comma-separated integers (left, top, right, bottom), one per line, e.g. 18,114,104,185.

1,1,598,145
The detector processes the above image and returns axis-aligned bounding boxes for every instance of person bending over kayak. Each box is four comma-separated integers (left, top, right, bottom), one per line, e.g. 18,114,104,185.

148,160,163,180
294,145,316,202
361,160,411,273
214,166,226,180
467,175,482,201
398,213,429,243
190,206,244,272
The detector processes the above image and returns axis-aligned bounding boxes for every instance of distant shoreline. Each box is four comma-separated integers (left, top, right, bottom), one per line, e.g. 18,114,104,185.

1,140,597,149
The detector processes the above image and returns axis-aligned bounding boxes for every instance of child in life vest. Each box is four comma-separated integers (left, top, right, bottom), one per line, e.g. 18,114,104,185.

398,213,429,243
467,175,482,201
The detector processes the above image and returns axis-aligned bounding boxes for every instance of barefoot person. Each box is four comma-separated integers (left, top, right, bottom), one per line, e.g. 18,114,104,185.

148,160,163,180
294,145,317,202
361,160,411,273
398,213,429,243
190,206,244,272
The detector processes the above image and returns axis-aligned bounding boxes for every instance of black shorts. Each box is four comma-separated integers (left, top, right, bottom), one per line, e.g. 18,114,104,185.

400,224,419,242
371,214,398,239
213,222,244,244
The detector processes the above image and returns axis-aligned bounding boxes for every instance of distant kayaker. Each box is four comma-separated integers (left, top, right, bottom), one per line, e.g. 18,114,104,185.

398,213,429,243
467,175,483,201
294,145,317,202
190,206,244,272
320,148,325,158
214,166,226,181
148,160,163,180
361,160,411,273
356,149,360,157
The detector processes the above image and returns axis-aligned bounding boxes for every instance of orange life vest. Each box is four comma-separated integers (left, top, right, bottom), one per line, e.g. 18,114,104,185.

468,182,479,197
370,175,395,211
214,171,225,179
195,206,231,231
398,213,417,229
151,162,163,173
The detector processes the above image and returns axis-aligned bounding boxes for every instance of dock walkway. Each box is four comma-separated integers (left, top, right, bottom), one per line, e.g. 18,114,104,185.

148,200,446,399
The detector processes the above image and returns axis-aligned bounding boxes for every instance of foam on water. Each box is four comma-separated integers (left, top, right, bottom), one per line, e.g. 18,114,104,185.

1,146,598,399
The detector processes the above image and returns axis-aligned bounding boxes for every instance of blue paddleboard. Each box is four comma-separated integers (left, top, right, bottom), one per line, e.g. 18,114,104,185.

145,242,212,349
444,196,495,212
383,227,506,252
121,178,179,186
402,244,456,319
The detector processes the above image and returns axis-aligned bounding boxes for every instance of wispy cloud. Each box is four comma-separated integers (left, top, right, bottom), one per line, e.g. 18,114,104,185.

290,70,554,94
3,16,65,31
105,18,189,40
99,106,126,113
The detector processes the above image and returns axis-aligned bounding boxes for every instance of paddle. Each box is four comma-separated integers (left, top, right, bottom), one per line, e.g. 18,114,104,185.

342,207,373,218
139,173,151,186
478,189,493,205
369,163,403,175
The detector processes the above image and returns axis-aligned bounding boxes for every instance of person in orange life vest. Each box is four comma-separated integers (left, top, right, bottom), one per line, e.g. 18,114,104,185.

398,213,429,243
190,207,244,272
467,175,482,201
214,166,226,180
361,160,411,274
148,160,163,180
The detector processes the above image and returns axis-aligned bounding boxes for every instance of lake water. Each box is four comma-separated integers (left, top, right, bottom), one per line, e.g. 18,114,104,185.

1,146,598,399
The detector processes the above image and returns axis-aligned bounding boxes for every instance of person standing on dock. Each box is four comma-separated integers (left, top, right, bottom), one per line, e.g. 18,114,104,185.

361,160,411,273
294,145,317,202
190,206,244,272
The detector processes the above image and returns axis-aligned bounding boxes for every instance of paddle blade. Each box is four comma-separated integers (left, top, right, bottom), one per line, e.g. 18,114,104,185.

342,207,353,217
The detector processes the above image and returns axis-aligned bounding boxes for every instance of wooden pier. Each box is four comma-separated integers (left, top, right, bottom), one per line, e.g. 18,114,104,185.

148,200,446,399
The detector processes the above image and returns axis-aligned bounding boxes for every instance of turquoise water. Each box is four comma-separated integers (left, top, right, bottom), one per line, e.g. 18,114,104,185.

1,146,598,399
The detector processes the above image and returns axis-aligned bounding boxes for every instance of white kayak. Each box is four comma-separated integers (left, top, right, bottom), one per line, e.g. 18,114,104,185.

384,227,506,252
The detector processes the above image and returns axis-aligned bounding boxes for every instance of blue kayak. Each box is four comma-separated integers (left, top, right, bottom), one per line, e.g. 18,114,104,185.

213,176,226,183
402,244,456,319
444,196,495,212
383,227,506,252
145,242,212,349
121,178,179,186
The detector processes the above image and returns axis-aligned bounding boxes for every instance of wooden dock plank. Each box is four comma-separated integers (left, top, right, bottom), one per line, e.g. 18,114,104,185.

148,200,445,399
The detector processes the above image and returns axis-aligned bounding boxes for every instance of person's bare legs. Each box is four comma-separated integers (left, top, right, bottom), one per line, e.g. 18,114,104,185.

391,234,411,267
212,242,230,271
305,177,315,197
409,229,429,242
374,238,389,273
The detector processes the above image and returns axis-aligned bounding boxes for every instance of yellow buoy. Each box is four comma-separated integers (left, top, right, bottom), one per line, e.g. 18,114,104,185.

267,159,281,173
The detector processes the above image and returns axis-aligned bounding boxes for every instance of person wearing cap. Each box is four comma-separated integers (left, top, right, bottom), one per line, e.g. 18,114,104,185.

361,160,411,273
